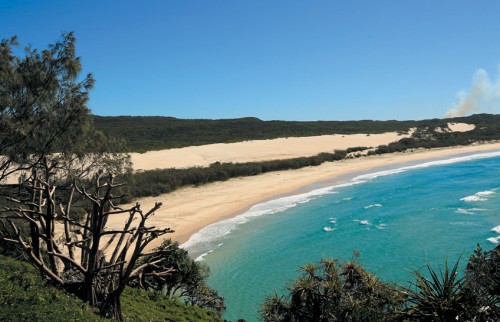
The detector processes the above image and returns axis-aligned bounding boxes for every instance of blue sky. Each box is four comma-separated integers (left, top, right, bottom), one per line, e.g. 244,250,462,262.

1,0,500,120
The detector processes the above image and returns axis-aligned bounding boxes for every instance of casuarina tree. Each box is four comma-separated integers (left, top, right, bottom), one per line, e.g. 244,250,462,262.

0,34,173,321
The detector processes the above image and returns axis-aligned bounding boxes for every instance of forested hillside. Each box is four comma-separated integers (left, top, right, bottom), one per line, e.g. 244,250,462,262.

93,114,500,152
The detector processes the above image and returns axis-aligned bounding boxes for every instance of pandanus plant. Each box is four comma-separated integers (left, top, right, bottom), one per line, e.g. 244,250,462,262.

401,259,465,321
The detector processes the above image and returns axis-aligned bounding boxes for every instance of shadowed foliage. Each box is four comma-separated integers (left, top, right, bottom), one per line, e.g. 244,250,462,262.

260,258,402,322
131,239,225,315
262,246,500,322
401,259,466,321
462,244,500,321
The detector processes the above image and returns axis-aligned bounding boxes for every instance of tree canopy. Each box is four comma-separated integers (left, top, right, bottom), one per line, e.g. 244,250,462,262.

261,246,500,322
0,32,128,183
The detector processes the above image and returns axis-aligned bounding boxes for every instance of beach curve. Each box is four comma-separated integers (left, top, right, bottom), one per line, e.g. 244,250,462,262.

104,141,500,254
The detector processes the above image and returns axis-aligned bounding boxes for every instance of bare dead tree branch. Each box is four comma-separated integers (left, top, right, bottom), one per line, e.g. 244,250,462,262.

0,171,173,321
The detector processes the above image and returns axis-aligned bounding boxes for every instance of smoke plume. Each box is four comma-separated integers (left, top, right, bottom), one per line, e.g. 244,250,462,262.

444,68,500,118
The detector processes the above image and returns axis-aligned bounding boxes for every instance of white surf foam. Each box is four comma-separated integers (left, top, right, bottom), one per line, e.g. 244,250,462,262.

195,249,214,262
487,236,500,244
181,186,338,250
461,190,495,202
477,190,495,196
194,243,225,262
455,208,473,215
364,203,382,209
492,225,500,234
353,219,370,225
323,226,335,232
352,151,500,183
461,195,487,202
183,149,500,254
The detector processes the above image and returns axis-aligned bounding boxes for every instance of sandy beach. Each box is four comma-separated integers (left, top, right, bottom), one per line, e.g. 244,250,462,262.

106,128,500,253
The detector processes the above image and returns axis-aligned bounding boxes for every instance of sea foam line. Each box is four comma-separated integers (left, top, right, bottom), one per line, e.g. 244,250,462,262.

487,236,500,244
461,190,496,202
181,186,338,251
364,203,382,209
455,208,474,215
182,149,500,256
351,150,500,182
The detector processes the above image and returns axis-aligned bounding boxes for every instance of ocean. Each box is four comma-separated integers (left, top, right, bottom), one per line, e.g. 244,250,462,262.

183,151,500,321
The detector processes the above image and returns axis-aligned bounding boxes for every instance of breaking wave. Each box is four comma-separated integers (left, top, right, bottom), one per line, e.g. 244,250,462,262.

461,190,495,202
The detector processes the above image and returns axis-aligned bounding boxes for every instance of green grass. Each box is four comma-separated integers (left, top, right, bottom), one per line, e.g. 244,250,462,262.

0,255,220,321
121,287,220,321
0,255,103,322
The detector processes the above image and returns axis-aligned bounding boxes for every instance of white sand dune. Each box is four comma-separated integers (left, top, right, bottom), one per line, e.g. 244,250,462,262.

447,122,475,132
130,131,411,170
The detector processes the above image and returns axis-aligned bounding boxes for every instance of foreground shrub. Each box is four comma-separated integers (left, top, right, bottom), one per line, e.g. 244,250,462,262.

401,260,466,321
131,239,225,315
462,244,500,321
262,245,500,322
260,258,402,322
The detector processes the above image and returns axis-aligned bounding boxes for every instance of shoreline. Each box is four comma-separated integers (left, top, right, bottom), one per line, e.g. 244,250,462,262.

105,141,500,253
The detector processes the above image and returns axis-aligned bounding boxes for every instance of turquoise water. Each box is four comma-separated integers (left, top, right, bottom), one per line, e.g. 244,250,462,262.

184,152,500,321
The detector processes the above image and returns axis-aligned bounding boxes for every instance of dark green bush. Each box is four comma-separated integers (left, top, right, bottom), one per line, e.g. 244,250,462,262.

119,150,348,202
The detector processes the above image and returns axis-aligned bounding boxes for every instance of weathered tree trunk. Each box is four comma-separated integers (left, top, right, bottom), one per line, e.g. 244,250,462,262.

1,172,173,318
101,287,124,321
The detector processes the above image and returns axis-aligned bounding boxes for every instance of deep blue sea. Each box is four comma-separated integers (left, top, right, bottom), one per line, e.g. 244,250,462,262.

183,151,500,322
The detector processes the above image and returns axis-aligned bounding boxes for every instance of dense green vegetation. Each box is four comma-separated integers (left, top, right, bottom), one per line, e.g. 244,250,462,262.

93,114,500,152
372,114,500,155
116,114,500,203
261,245,500,321
96,113,500,205
261,258,402,321
91,116,414,152
0,255,219,321
119,150,347,202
